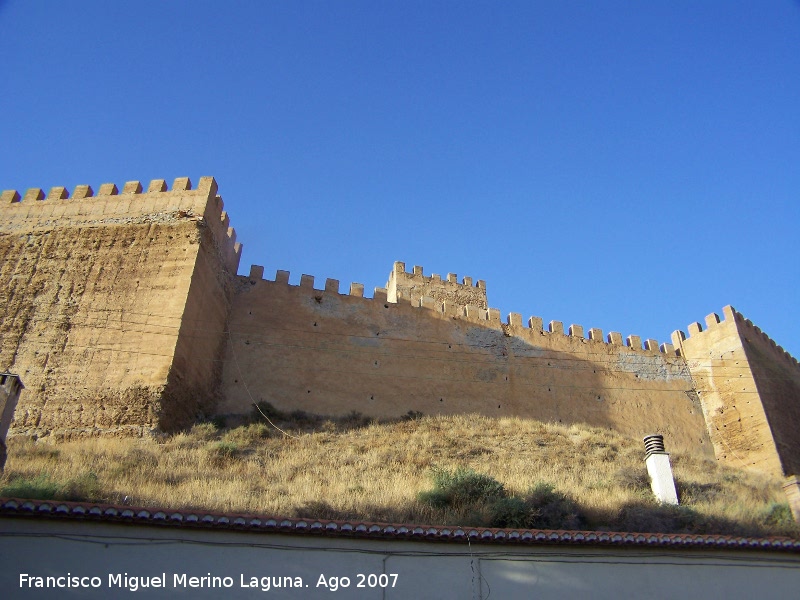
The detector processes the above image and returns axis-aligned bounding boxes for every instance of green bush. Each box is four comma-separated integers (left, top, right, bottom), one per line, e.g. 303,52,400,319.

0,472,102,502
489,483,584,530
206,441,240,464
418,467,505,508
489,496,533,528
0,473,60,500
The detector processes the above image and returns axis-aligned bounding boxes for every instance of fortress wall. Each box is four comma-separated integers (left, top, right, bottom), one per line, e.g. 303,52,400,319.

164,221,239,429
387,261,488,309
674,307,784,476
219,268,712,454
0,177,237,438
736,316,800,477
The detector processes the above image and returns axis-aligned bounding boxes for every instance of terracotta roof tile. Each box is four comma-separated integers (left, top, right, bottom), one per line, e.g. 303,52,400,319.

2,497,799,552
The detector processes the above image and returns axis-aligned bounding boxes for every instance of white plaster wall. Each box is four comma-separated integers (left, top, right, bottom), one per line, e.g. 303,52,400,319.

1,519,799,599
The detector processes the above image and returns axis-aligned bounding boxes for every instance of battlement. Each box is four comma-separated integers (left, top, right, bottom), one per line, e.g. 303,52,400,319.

386,260,488,310
243,263,677,356
0,176,241,273
670,305,797,368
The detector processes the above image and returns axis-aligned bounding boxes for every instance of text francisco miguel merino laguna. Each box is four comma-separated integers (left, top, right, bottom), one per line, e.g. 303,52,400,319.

19,572,400,592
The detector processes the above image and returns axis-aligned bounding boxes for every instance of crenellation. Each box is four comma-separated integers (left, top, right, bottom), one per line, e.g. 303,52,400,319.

447,273,457,283
220,211,230,229
705,313,721,328
528,316,543,332
441,301,460,317
626,335,642,350
464,304,484,320
197,176,218,196
671,331,686,347
249,265,264,280
394,261,405,273
226,227,236,245
97,183,118,196
549,321,564,335
373,287,388,303
588,328,603,342
644,339,660,352
47,186,68,200
687,322,703,337
508,313,523,327
148,179,167,193
419,296,436,310
463,276,473,286
122,181,142,194
608,332,623,345
488,307,501,322
568,324,584,338
2,190,21,203
173,177,191,191
431,274,442,283
349,283,364,297
23,188,44,202
413,265,423,275
300,274,315,289
72,185,93,199
275,270,290,285
325,278,339,294
476,280,486,290
660,342,675,355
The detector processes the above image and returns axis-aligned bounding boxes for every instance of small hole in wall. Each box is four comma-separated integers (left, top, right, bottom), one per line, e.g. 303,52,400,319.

448,344,452,349
439,398,443,402
313,322,317,327
548,387,551,392
498,405,501,409
234,379,238,383
374,361,379,367
307,390,311,394
384,304,389,309
244,340,250,345
370,395,374,400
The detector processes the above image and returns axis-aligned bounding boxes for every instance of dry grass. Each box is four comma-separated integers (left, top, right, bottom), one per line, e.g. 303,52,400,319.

2,410,796,537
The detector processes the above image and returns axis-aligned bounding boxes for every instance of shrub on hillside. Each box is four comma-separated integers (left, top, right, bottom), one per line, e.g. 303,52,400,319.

418,466,506,508
490,483,584,530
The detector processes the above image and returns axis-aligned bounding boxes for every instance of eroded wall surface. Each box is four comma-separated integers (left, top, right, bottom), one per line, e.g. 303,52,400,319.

221,264,712,454
738,316,800,476
0,177,239,438
674,306,800,477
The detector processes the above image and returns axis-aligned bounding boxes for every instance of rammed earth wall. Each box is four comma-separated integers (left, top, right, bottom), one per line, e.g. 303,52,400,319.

0,178,240,438
220,262,712,455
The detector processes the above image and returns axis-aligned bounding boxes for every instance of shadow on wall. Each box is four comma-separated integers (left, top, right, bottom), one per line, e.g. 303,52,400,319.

218,271,704,448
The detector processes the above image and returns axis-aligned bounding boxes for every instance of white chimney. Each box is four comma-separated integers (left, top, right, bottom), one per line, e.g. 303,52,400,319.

643,434,679,505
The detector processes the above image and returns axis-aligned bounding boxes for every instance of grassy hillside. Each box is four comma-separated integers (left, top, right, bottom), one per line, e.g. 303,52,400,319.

2,409,796,537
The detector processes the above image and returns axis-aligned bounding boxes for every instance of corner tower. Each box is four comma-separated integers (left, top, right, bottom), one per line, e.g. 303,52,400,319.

0,177,241,438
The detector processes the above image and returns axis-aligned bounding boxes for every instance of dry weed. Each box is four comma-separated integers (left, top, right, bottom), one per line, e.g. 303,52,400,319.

1,413,796,537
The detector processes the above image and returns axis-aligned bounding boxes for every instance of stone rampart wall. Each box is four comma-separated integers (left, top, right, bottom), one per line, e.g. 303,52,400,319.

0,177,239,438
220,267,712,454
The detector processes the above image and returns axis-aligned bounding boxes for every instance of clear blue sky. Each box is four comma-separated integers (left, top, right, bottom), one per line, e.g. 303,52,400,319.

2,1,799,358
